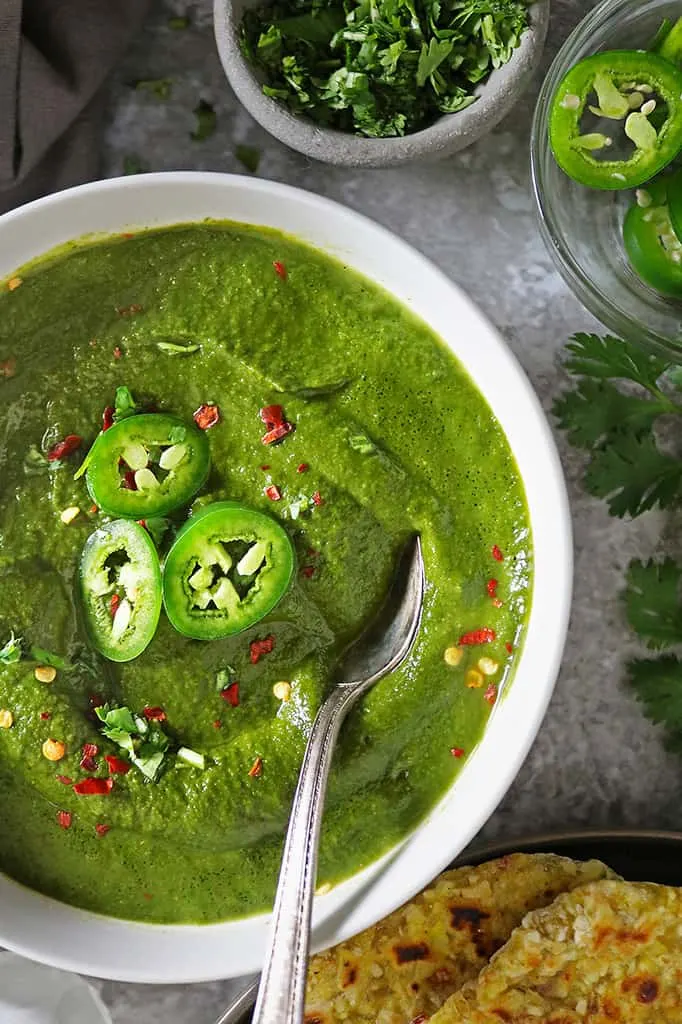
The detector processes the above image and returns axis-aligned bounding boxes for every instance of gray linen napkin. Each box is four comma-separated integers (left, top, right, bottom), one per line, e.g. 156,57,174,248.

0,0,152,214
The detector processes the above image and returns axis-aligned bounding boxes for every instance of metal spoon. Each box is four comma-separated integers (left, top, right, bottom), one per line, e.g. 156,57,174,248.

244,534,424,1024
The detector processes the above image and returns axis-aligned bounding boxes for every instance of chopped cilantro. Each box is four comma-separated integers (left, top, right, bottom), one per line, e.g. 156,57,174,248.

168,14,191,29
29,647,73,670
95,703,170,782
0,632,22,665
239,0,530,137
24,445,50,475
167,425,187,444
177,746,205,769
123,154,146,175
235,145,261,173
134,78,173,100
349,433,378,455
113,386,138,422
191,100,217,141
216,665,237,691
144,517,171,547
157,341,201,356
283,492,315,520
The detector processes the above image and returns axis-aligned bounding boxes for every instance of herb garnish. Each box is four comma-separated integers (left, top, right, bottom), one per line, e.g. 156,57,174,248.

0,632,22,665
134,78,173,100
29,647,73,670
191,100,217,141
235,145,261,172
95,704,170,782
156,341,201,356
113,386,139,422
123,155,146,175
554,332,682,753
168,14,191,29
240,0,531,138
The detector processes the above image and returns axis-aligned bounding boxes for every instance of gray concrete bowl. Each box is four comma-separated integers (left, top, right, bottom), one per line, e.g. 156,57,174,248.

214,0,550,167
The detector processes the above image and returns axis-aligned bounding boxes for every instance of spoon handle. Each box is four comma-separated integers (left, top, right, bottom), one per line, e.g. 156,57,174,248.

252,685,358,1024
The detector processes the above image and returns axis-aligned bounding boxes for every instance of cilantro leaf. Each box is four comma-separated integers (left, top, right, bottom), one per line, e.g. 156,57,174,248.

627,656,682,754
552,378,666,450
349,433,378,455
29,646,73,670
134,78,173,100
235,145,261,173
114,386,138,421
416,38,454,87
584,431,682,517
168,14,191,29
0,632,22,665
144,517,171,547
167,425,187,444
216,666,237,691
156,341,200,356
123,154,146,175
24,445,50,475
563,333,668,392
625,560,682,650
191,100,217,141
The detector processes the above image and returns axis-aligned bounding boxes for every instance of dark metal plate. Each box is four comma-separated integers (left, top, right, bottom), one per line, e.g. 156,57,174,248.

215,829,682,1024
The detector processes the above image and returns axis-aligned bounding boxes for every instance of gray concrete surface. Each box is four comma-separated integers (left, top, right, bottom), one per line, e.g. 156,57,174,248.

94,0,682,1019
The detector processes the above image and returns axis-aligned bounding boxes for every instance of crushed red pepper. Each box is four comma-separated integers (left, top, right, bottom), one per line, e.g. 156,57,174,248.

312,491,324,506
73,777,114,796
89,504,99,515
193,403,221,430
301,565,315,578
260,404,295,445
297,463,309,473
47,434,82,462
250,635,275,664
40,711,51,720
212,719,222,729
458,628,496,646
484,684,497,706
260,464,270,471
450,747,465,758
273,260,287,280
505,642,513,654
262,422,294,445
79,753,98,773
143,706,167,721
0,357,16,378
105,754,131,775
95,823,111,836
487,579,498,598
56,775,73,786
102,405,115,431
116,304,142,316
264,484,281,501
221,682,240,706
491,545,504,562
113,346,123,360
57,810,72,830
248,755,263,777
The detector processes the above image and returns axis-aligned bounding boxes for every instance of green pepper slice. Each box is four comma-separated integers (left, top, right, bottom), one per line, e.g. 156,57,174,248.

549,51,682,189
80,520,162,662
162,502,295,640
86,413,210,518
623,174,682,297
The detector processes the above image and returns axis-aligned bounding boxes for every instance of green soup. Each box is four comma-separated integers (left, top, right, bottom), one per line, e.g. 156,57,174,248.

0,224,531,923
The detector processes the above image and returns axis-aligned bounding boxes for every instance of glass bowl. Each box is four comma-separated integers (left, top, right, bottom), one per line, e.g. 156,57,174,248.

531,0,682,360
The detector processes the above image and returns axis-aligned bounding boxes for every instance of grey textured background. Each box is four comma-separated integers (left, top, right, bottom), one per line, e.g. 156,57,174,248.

88,0,682,1018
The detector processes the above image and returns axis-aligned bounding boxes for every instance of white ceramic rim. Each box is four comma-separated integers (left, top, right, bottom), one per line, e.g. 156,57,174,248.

0,172,572,984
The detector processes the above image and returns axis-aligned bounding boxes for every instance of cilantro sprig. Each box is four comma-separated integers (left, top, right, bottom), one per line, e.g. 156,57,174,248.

555,333,682,754
96,704,171,782
239,0,531,138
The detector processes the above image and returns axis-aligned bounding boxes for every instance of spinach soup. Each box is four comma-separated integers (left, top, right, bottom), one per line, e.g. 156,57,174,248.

0,224,531,924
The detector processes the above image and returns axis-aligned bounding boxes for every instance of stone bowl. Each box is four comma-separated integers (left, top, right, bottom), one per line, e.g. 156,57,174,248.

214,0,550,167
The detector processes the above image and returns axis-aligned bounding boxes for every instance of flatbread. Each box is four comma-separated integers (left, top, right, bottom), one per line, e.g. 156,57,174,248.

304,853,615,1024
430,879,682,1023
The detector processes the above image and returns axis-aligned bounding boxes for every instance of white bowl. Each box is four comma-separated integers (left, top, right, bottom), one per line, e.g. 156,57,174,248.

0,172,572,984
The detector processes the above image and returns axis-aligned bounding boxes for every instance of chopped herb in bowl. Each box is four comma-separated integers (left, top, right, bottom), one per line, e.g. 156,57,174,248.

239,0,533,137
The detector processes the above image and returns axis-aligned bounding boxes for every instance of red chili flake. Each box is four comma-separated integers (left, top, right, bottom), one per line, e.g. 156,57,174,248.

505,642,513,654
273,260,287,280
113,346,123,360
212,719,222,729
307,548,319,558
297,463,309,474
0,357,16,378
492,598,503,609
250,635,275,664
262,421,294,445
248,755,263,777
312,491,324,506
260,464,271,471
73,777,114,796
105,754,131,775
89,338,97,348
143,893,153,901
82,743,99,758
95,823,111,836
450,747,465,758
143,706,167,721
110,593,121,618
121,232,135,240
458,628,496,647
56,775,73,786
40,711,51,720
57,810,72,830
410,1016,428,1024
89,504,99,515
491,545,504,562
122,469,137,490
259,405,285,428
484,684,497,706
221,682,240,707
301,565,315,578
264,484,281,501
102,405,115,431
116,304,142,316
193,403,221,430
487,579,498,598
137,519,147,529
47,434,82,462
80,755,98,773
